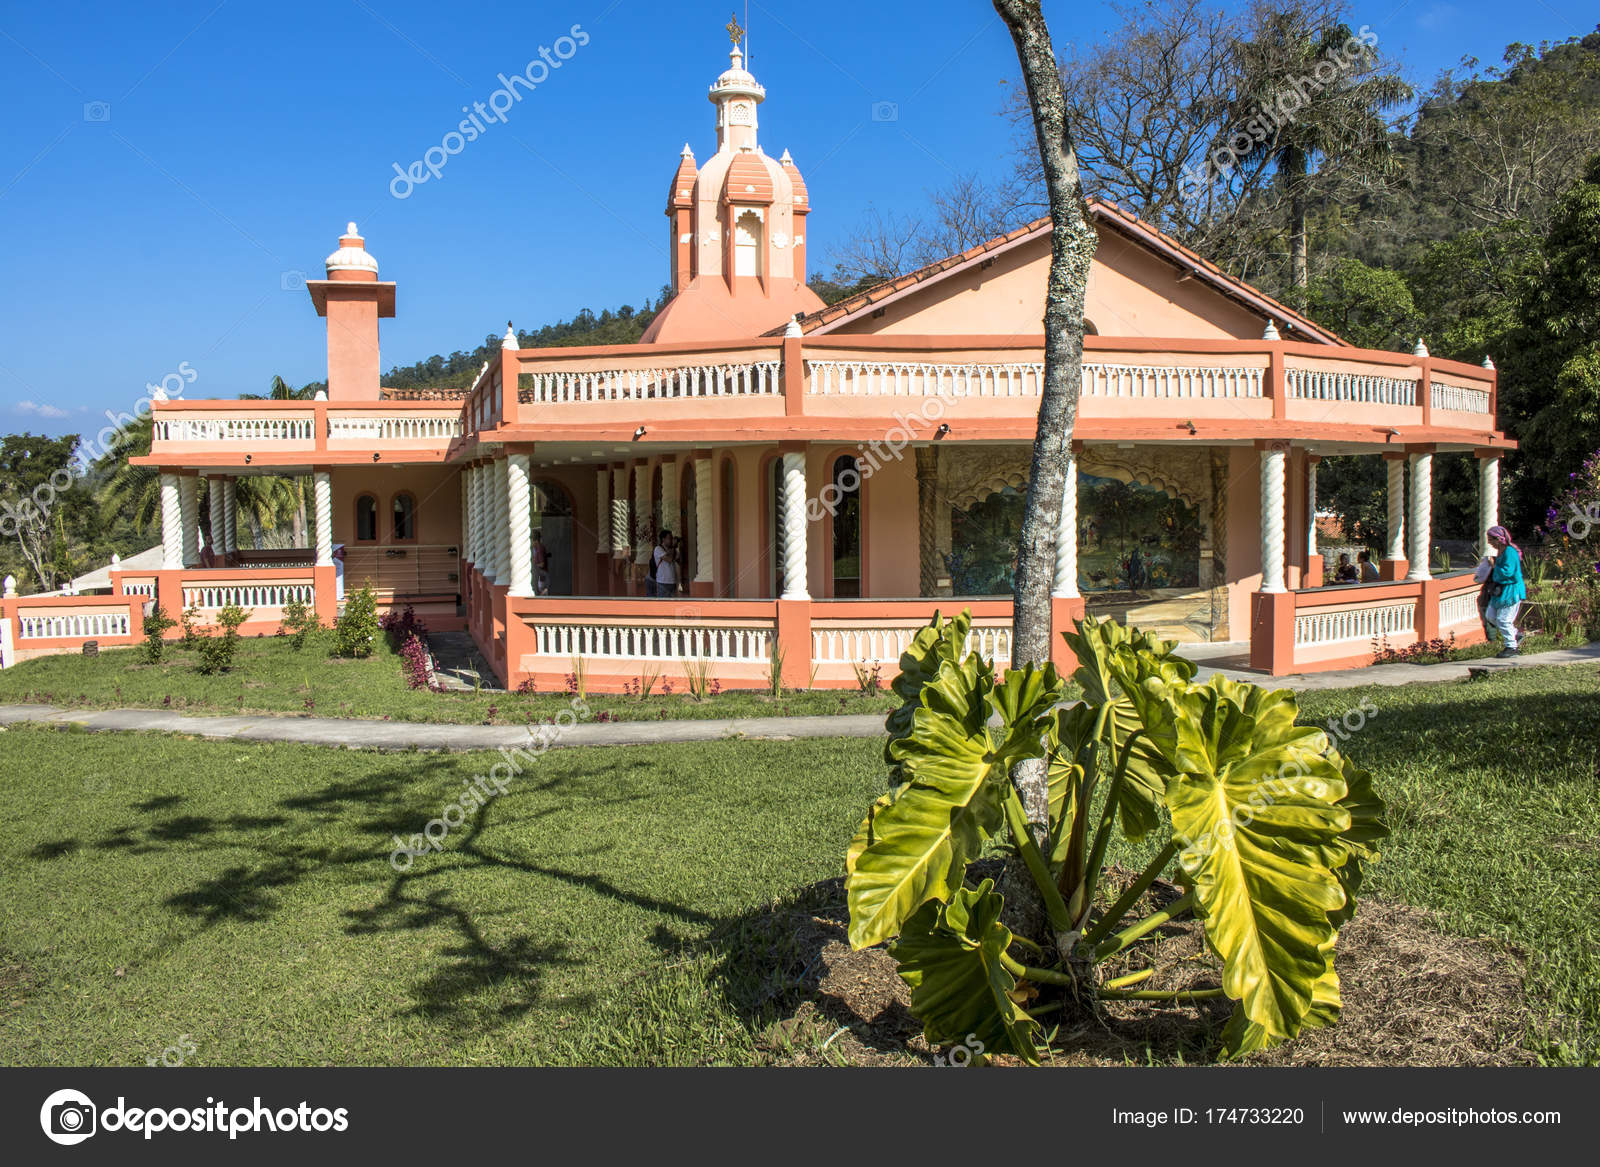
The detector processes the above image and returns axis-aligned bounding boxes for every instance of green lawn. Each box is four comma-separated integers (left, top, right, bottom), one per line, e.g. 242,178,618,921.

0,636,900,724
0,663,1594,1066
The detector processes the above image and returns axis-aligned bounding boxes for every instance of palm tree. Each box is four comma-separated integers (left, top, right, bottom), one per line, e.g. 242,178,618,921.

94,412,160,534
237,375,315,547
1222,8,1411,300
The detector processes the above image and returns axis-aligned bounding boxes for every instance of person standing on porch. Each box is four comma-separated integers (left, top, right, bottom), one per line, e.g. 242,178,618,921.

654,531,679,598
1484,525,1526,657
1357,549,1380,583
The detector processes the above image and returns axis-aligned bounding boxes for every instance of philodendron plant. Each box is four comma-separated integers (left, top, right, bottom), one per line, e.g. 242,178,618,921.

846,610,1388,1063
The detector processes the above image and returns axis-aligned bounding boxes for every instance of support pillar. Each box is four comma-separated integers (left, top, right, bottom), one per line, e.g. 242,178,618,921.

313,470,333,568
222,477,237,559
779,449,810,601
178,475,200,567
506,453,533,597
1406,449,1433,581
1477,450,1501,553
1305,455,1323,585
207,476,226,559
1048,452,1086,674
492,458,510,585
611,465,631,593
160,473,183,570
1382,452,1408,580
1258,443,1287,594
632,460,652,594
693,453,714,597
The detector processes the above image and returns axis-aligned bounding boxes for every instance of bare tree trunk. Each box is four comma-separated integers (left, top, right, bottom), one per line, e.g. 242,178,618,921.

1286,148,1309,302
995,0,1097,839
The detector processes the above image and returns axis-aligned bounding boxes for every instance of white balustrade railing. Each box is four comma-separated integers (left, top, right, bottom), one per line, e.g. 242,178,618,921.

1439,591,1479,628
1081,364,1262,398
181,581,313,610
1295,602,1415,646
1430,381,1492,414
154,417,315,442
806,360,1261,399
520,361,781,404
17,610,132,640
812,623,1013,664
327,415,462,441
530,622,774,662
1287,370,1417,406
808,360,1043,397
121,580,157,597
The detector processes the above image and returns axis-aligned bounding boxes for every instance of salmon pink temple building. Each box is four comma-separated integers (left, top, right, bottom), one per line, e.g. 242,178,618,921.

1,40,1513,684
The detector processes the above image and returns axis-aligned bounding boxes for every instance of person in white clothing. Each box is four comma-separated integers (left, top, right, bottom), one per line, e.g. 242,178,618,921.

653,531,679,598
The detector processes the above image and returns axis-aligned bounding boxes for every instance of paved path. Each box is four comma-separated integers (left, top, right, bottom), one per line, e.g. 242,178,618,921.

2,644,1595,753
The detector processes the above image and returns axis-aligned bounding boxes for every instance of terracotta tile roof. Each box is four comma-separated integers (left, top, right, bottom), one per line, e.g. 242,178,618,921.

778,198,1345,345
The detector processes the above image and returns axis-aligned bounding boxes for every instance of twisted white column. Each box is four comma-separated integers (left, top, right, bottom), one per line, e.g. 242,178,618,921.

611,467,630,559
160,474,182,569
694,455,714,585
1260,447,1286,593
1305,459,1319,560
313,471,333,568
506,453,533,596
222,478,237,554
178,476,200,567
780,450,810,601
463,466,476,564
492,458,510,583
207,476,225,557
1407,452,1433,580
1385,456,1406,562
1479,455,1500,552
595,468,611,555
473,465,487,570
1051,454,1080,599
660,457,679,541
633,463,652,566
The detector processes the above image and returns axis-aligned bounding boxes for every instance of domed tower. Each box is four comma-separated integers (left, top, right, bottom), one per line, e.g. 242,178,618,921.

642,28,824,343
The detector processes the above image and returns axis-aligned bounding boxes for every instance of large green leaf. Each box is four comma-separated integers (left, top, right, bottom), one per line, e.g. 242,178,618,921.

892,880,1041,1064
848,659,1006,949
986,660,1063,767
1325,754,1389,929
1151,677,1352,1054
883,610,972,772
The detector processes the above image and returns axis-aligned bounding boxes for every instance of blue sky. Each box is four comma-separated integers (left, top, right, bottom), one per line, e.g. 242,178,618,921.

1,0,1595,434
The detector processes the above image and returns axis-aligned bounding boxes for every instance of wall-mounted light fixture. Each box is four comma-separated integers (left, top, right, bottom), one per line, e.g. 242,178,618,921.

633,426,646,440
373,452,381,461
935,423,950,438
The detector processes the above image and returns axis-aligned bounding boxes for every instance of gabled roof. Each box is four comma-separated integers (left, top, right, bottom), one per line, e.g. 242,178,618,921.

775,198,1347,345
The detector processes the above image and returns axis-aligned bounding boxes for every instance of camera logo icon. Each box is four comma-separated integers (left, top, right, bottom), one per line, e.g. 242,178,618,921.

83,101,111,122
871,100,899,122
280,270,307,292
40,1088,97,1145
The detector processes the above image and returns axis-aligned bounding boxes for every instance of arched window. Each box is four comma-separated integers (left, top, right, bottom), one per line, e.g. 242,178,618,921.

734,210,763,277
354,494,378,543
392,492,417,542
830,455,862,597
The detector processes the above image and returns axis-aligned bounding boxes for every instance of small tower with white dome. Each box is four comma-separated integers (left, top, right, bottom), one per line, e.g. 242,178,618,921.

306,222,396,400
642,18,823,342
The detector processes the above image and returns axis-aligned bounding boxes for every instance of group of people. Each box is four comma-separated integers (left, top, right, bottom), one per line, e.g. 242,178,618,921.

1327,527,1527,657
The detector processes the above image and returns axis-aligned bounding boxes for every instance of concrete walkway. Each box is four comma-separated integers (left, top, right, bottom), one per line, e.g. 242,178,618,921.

1,643,1595,753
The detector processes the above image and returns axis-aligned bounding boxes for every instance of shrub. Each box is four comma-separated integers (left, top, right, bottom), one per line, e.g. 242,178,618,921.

398,632,436,690
280,599,324,650
195,633,235,675
333,585,380,658
379,604,428,648
851,659,884,693
684,658,713,701
845,611,1388,1064
141,605,176,664
179,604,204,649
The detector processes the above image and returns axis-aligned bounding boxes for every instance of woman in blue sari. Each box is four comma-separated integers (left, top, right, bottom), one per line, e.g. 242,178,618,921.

1485,525,1526,657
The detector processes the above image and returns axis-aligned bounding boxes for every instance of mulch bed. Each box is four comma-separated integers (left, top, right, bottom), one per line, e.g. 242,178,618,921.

745,875,1536,1068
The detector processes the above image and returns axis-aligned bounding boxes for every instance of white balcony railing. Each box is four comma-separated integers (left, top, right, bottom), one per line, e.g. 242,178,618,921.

806,360,1262,399
327,416,462,441
520,362,781,404
1287,370,1417,406
811,622,1013,665
17,611,132,639
181,581,314,610
154,417,315,442
1430,381,1492,414
1439,590,1479,628
528,621,773,662
1295,602,1415,646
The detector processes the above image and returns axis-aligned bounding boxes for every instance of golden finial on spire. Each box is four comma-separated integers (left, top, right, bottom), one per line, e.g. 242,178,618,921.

726,12,744,48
